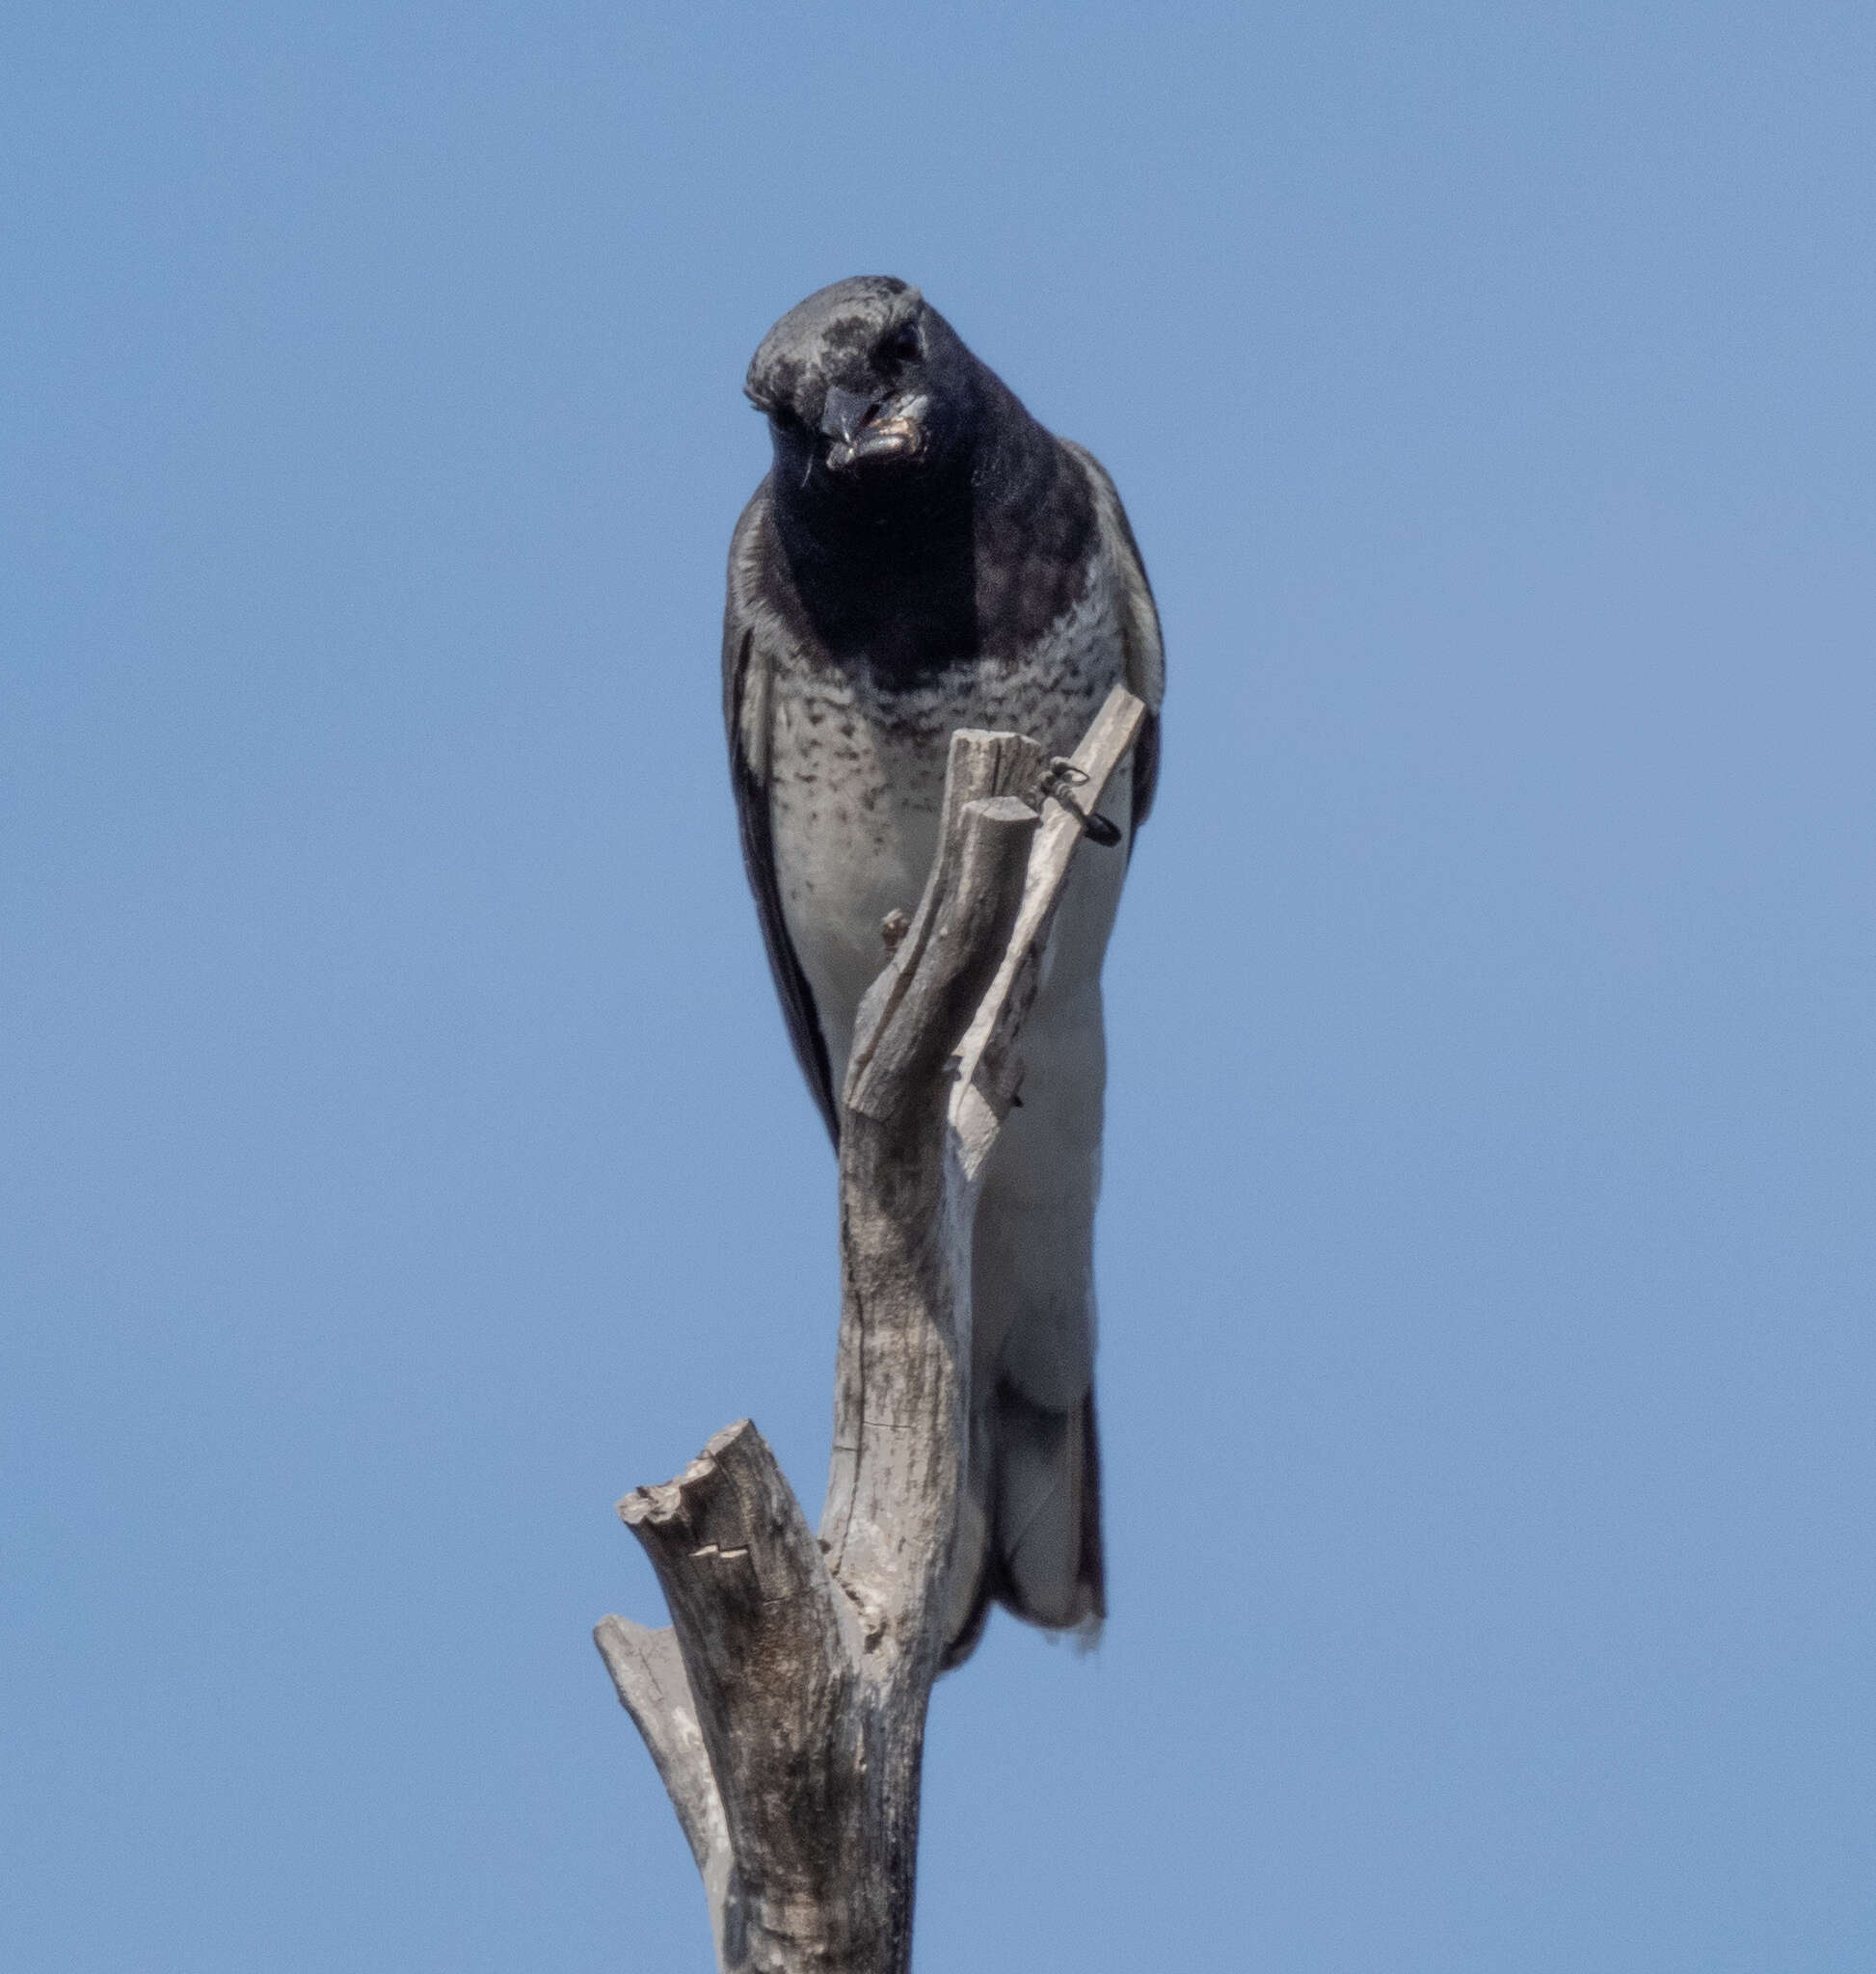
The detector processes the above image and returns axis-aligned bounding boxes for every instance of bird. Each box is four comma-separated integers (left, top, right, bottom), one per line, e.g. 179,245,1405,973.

722,276,1164,1666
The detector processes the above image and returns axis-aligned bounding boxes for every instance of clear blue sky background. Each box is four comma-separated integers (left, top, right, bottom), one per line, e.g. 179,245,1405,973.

6,5,1873,1968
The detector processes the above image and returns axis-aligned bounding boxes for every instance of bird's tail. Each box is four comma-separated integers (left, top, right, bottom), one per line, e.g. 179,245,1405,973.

941,1383,1105,1670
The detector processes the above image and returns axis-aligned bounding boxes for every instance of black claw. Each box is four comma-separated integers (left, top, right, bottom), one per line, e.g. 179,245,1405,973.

1039,759,1122,846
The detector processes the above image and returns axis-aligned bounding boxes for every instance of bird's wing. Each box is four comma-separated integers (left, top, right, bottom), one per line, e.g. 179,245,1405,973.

1062,440,1165,828
723,486,842,1145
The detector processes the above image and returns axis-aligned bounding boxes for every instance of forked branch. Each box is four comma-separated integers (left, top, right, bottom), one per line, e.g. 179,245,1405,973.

597,685,1147,1973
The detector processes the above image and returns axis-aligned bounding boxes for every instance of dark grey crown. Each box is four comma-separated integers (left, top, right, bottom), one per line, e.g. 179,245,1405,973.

744,277,925,425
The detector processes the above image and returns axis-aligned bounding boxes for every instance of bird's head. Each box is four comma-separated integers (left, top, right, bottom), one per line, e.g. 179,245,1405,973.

745,277,976,493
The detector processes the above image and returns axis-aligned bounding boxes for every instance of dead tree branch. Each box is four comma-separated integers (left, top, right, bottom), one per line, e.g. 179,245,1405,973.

598,684,1148,1973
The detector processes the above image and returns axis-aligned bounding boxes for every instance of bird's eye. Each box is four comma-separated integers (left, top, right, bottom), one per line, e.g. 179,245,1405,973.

879,323,922,367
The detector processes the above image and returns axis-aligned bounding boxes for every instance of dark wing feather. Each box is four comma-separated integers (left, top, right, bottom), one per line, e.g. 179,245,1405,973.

722,490,842,1146
1060,440,1164,832
1130,707,1161,835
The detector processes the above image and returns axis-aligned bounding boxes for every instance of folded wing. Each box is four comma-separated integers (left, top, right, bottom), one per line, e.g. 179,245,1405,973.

722,487,841,1145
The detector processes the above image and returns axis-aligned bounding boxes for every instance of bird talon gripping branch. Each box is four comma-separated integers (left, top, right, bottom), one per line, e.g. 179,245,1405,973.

1038,760,1123,847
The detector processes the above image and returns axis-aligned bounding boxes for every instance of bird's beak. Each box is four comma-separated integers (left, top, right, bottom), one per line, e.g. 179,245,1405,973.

820,387,925,473
819,387,873,446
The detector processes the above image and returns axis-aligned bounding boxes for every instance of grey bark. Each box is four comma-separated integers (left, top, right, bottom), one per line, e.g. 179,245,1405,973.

597,685,1149,1973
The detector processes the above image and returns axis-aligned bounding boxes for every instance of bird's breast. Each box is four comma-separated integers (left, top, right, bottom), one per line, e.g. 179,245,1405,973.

767,572,1126,1084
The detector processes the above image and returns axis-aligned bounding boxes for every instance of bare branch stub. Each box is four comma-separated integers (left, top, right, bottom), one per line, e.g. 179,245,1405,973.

593,1615,724,1878
596,690,1149,1973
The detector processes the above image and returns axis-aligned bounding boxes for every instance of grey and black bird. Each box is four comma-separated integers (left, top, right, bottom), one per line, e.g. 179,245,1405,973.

723,276,1164,1665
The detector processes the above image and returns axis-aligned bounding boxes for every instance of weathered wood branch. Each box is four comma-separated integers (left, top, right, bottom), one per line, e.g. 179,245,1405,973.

598,685,1148,1973
950,685,1148,1185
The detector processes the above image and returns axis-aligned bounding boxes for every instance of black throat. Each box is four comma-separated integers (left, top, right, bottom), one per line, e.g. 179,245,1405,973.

771,437,984,686
768,368,1093,691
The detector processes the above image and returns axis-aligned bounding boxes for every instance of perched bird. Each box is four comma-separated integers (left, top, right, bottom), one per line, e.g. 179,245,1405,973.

723,277,1164,1664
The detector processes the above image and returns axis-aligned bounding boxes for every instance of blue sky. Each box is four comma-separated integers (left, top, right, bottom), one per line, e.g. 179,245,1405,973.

5,5,1873,1968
